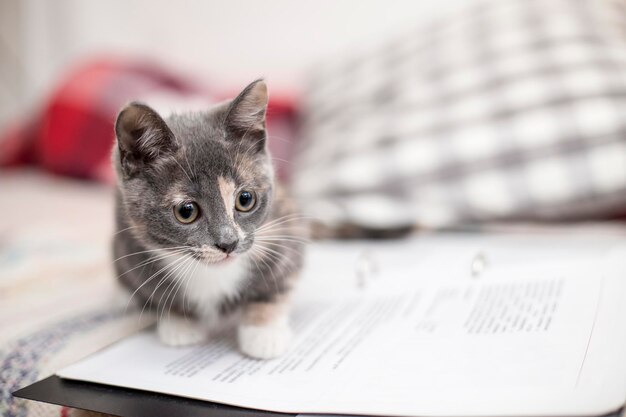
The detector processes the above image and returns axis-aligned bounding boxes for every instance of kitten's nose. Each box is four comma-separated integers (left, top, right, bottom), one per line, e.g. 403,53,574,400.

215,239,238,254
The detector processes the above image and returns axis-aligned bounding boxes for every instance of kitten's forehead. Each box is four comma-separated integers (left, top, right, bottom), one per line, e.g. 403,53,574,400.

164,111,271,186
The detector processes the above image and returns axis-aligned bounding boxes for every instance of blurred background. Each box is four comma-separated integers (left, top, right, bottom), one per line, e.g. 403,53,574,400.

3,1,626,415
3,0,626,233
0,0,466,128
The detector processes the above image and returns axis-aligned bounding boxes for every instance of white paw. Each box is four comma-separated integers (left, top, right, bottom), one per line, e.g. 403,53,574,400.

238,320,292,359
157,316,206,347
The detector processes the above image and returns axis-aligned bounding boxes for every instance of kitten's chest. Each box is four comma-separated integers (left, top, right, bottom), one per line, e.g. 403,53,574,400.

170,256,249,319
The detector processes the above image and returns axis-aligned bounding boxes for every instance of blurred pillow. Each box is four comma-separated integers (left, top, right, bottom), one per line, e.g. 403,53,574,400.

293,0,626,232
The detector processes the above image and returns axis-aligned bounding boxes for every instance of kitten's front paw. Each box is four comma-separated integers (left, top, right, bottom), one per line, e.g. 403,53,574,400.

157,316,206,347
238,320,292,359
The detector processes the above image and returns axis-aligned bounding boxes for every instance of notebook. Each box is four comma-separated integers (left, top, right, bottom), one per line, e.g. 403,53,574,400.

16,235,626,416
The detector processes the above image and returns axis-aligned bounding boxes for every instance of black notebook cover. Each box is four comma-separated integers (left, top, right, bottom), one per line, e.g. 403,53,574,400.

13,376,295,417
13,375,625,417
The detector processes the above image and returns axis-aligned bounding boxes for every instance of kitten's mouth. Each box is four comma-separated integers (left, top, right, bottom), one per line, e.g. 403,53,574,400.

191,251,235,265
217,254,235,264
186,245,248,265
213,253,236,264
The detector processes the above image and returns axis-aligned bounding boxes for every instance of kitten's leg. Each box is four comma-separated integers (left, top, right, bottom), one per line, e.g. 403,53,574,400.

157,314,207,347
238,298,291,359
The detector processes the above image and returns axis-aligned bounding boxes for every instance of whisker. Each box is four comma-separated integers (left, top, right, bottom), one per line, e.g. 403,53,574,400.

255,240,306,255
254,242,297,261
113,245,192,263
252,246,281,293
266,134,292,144
257,212,311,225
270,156,295,167
182,253,202,320
252,242,297,269
160,257,190,321
161,255,196,323
255,239,310,249
118,252,189,312
139,253,193,322
137,254,189,317
133,257,184,320
182,143,197,181
255,215,313,233
113,225,139,236
155,254,195,322
153,266,188,325
117,248,190,280
242,135,266,158
254,235,311,244
248,247,273,291
173,158,193,183
252,244,298,278
170,253,198,320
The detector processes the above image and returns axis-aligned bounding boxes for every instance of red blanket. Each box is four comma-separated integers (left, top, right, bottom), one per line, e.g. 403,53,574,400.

0,58,299,182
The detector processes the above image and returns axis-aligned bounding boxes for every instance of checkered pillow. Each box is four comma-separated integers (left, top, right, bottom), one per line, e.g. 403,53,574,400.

292,0,626,230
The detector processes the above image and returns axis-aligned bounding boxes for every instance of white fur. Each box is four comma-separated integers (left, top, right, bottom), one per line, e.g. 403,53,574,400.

156,254,249,347
158,314,206,346
159,253,293,359
181,255,249,322
238,316,292,359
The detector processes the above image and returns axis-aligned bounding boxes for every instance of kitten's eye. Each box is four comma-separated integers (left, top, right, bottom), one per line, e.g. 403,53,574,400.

173,201,200,224
235,190,256,212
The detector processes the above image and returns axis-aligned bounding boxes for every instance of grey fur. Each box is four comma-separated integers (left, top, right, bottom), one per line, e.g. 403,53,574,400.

112,80,305,320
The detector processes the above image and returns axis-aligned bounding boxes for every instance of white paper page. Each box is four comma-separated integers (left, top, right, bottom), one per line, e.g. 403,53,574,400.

58,243,626,416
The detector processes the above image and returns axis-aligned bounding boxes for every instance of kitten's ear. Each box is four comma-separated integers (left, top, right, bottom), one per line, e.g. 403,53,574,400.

115,102,177,175
223,79,269,152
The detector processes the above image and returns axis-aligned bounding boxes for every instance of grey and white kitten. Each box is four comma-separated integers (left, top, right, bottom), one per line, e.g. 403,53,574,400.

112,80,305,359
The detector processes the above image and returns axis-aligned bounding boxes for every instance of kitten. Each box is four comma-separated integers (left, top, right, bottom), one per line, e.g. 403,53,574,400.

112,80,305,359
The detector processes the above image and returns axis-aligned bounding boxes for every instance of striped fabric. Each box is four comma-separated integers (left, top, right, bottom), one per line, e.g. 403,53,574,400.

0,174,148,417
293,0,626,230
